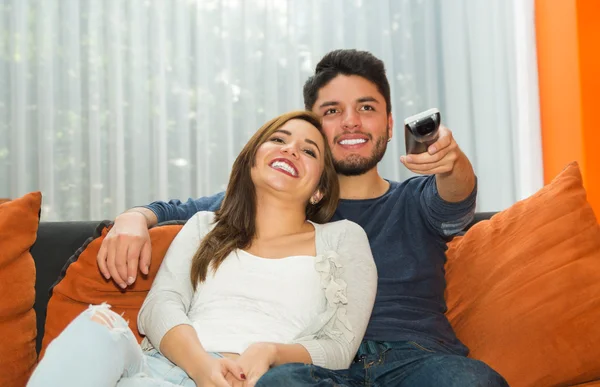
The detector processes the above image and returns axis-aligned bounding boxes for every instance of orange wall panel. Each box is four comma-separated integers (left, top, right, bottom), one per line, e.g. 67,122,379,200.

576,0,600,218
535,0,581,182
535,0,599,217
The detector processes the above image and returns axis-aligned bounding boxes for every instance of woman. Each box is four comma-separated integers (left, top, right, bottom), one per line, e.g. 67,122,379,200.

28,111,377,387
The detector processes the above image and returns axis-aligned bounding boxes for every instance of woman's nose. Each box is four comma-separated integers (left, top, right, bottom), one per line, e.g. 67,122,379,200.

281,143,299,158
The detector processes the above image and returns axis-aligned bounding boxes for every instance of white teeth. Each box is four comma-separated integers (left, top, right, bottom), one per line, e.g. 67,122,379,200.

271,161,297,176
339,138,367,145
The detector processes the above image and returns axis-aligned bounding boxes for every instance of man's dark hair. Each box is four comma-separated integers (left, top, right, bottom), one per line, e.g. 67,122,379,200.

303,49,392,114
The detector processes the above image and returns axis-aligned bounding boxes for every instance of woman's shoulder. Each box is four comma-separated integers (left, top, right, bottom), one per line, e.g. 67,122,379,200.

185,211,217,232
189,210,216,222
314,219,369,248
317,219,366,236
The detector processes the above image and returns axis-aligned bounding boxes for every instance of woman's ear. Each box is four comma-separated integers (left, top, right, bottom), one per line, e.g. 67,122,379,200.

310,190,324,205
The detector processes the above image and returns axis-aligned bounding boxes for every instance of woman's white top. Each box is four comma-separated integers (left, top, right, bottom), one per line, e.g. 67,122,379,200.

138,211,377,370
189,249,325,355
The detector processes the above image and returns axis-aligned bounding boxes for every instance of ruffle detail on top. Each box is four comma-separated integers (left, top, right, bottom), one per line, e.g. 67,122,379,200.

314,250,354,343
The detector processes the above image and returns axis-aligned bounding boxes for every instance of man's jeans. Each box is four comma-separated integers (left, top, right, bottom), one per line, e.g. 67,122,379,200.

257,340,509,387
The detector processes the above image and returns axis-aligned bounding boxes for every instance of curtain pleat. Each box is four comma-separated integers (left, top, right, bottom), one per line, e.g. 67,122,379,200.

0,0,542,220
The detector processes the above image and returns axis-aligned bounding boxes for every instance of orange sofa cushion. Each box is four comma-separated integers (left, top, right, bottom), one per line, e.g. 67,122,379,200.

41,223,184,358
0,192,41,387
446,162,600,387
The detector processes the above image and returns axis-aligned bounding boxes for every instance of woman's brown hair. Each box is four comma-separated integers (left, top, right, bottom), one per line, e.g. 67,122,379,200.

190,110,339,288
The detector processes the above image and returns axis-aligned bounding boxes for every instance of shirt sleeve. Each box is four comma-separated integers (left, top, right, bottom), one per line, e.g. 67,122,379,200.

137,211,215,350
417,175,477,239
141,192,225,224
293,220,378,370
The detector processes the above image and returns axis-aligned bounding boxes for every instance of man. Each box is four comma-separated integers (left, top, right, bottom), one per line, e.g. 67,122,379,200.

98,49,508,386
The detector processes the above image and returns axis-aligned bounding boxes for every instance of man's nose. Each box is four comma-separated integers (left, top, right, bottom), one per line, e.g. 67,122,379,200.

342,110,361,130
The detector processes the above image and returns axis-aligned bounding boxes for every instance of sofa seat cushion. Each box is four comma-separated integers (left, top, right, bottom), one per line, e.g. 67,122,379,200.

0,192,41,387
445,162,600,387
41,222,184,358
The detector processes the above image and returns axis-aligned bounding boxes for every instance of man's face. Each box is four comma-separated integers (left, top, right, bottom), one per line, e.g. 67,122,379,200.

311,75,393,176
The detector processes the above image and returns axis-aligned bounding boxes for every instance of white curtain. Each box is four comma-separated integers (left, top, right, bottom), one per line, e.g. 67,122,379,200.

0,0,542,221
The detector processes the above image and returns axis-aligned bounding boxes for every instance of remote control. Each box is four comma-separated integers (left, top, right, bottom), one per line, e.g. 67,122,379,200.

404,108,441,154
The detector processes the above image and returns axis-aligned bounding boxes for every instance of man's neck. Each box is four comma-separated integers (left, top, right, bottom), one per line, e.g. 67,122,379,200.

338,168,390,200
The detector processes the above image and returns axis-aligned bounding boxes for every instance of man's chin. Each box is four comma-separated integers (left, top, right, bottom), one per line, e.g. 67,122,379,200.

333,141,387,177
334,157,379,176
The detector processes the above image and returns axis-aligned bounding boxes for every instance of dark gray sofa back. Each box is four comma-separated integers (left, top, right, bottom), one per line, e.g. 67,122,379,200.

31,221,100,354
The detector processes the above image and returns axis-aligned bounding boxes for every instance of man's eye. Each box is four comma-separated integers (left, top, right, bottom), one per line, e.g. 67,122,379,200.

303,149,316,157
360,105,375,111
324,108,338,116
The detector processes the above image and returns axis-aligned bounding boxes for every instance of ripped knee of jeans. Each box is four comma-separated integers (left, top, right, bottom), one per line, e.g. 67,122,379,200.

86,303,129,333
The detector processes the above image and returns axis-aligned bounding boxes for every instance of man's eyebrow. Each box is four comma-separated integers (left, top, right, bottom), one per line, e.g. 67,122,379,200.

317,101,339,109
318,96,380,109
357,96,380,104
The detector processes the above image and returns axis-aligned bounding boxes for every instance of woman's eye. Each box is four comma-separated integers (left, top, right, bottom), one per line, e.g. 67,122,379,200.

303,149,316,157
270,137,284,143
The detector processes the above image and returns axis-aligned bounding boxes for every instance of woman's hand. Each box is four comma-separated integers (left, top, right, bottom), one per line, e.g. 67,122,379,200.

193,357,246,387
233,343,277,386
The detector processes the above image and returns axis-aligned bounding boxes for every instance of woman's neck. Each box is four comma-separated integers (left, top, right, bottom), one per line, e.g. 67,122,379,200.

253,193,309,240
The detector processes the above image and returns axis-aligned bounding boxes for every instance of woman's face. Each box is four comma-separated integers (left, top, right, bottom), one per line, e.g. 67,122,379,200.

251,119,325,203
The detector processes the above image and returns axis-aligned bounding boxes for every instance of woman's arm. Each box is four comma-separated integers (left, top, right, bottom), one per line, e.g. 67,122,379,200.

270,343,312,365
139,211,245,385
137,212,215,366
231,342,312,385
137,212,204,346
238,342,312,366
160,324,244,385
160,324,220,381
293,220,378,369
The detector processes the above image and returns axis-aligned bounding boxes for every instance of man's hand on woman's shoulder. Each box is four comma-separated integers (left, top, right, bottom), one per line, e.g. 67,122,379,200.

97,209,155,289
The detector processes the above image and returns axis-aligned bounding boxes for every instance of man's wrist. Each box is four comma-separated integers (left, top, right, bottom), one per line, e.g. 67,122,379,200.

437,149,466,178
123,208,154,226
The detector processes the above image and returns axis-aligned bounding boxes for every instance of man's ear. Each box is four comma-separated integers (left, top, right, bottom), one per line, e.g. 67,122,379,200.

310,190,324,205
387,114,394,139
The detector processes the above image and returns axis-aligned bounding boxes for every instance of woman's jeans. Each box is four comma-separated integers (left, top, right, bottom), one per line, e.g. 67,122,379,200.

27,304,222,387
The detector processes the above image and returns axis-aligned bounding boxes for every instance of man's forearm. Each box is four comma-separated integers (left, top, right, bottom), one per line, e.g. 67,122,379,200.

435,151,476,203
122,207,158,228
